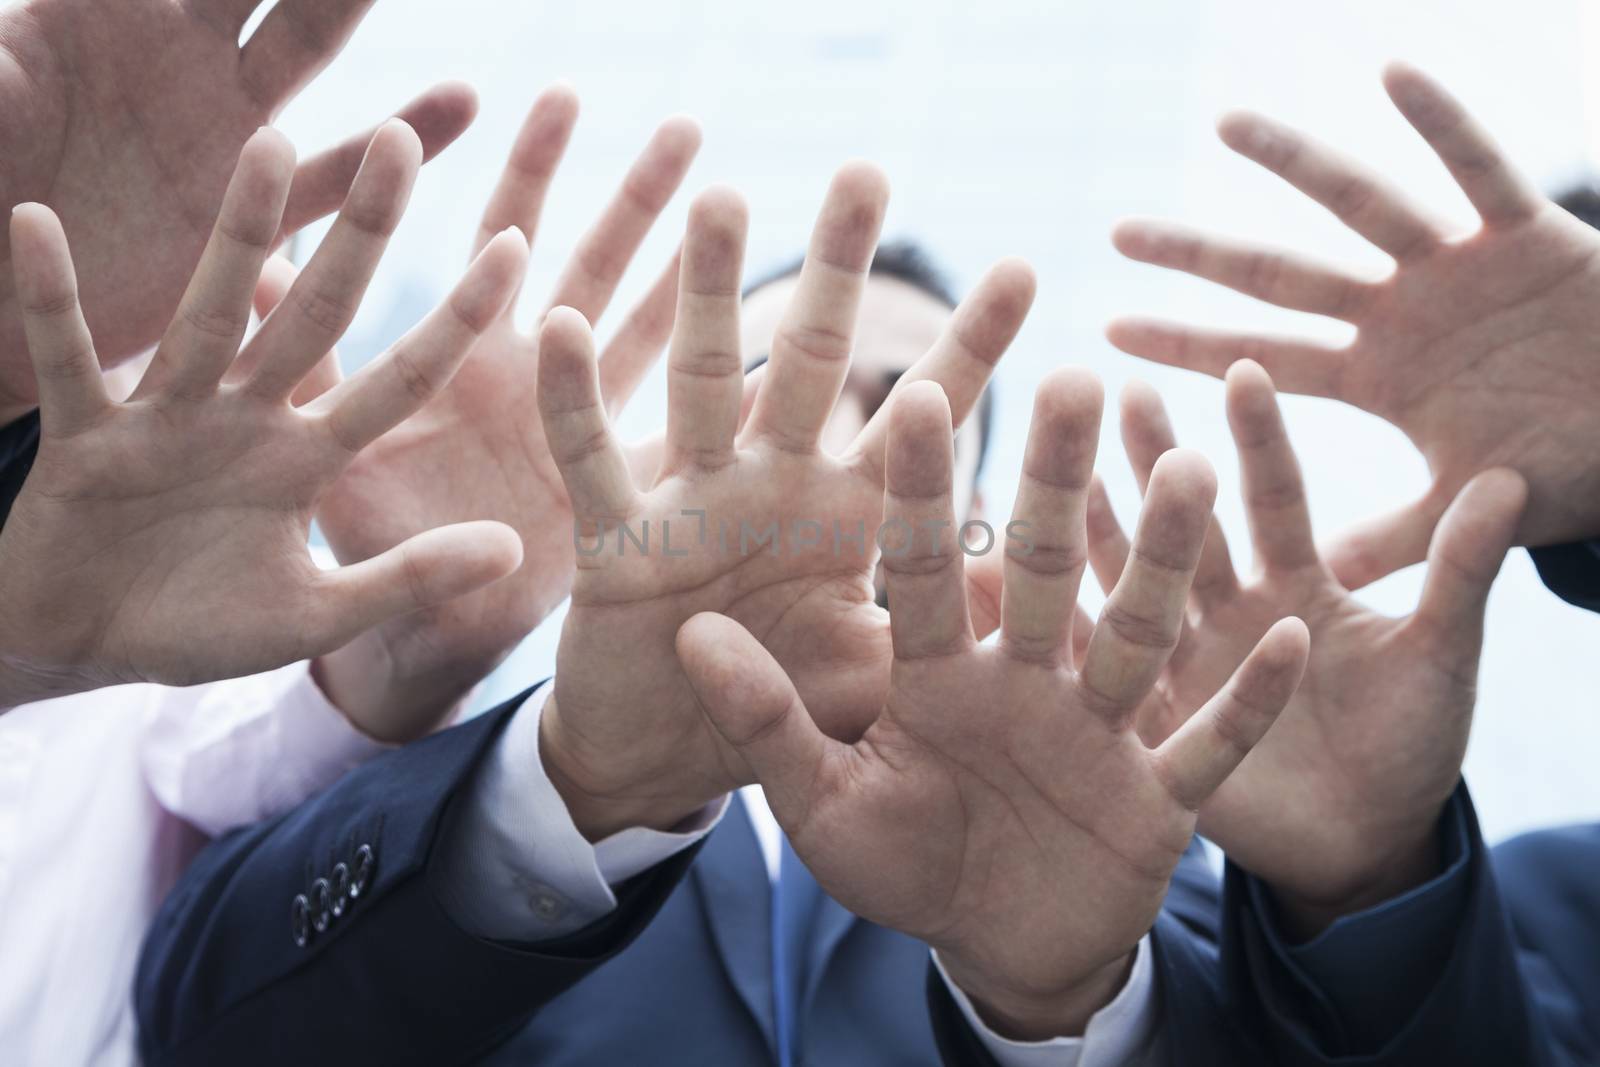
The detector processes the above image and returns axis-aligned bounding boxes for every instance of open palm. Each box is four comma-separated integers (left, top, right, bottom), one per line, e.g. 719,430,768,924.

678,376,1309,1038
535,172,1037,839
1110,62,1600,588
278,89,699,739
0,125,526,709
1087,362,1525,925
0,0,474,380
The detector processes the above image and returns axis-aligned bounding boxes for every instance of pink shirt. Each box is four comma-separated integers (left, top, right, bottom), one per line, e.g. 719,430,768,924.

0,663,387,1066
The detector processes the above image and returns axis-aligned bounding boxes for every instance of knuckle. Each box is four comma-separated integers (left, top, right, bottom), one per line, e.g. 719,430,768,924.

292,284,358,337
1099,600,1180,652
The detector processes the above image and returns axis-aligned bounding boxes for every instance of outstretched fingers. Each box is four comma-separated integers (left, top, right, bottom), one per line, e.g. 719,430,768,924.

1112,218,1372,321
243,120,422,402
1078,449,1217,724
9,204,109,434
882,382,972,661
249,256,344,404
545,115,703,321
238,0,376,109
999,368,1102,664
311,228,528,453
662,187,749,474
744,162,889,452
1119,380,1237,604
1106,318,1349,401
280,81,479,241
1225,360,1319,573
852,258,1035,482
138,127,295,399
471,85,579,259
1216,109,1445,260
597,247,681,415
536,305,643,525
1085,476,1132,594
1152,616,1310,809
1408,468,1527,665
1383,62,1544,228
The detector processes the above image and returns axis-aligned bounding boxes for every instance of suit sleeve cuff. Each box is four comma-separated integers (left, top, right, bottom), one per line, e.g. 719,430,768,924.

1245,787,1473,1050
433,680,726,941
930,937,1158,1067
1528,538,1600,611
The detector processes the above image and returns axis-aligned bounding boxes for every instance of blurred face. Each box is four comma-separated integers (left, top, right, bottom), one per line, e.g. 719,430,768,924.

740,273,984,523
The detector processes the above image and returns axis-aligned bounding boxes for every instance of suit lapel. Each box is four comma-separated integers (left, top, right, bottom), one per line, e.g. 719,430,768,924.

797,859,860,1018
690,796,779,1060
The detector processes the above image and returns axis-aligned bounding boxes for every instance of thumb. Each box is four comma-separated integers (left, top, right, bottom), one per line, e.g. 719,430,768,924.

1409,468,1527,658
306,520,524,652
1154,616,1310,809
1322,485,1450,590
677,612,840,823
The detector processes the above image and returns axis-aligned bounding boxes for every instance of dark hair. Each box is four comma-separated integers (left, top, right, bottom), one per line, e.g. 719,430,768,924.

1555,183,1600,230
743,239,996,479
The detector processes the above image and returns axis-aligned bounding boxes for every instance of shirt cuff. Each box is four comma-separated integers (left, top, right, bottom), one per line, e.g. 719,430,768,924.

931,936,1158,1067
141,660,392,837
434,680,727,941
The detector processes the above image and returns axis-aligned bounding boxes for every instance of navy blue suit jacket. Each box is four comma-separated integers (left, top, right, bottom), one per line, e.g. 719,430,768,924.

132,537,1600,1066
1199,542,1600,1066
134,685,1251,1066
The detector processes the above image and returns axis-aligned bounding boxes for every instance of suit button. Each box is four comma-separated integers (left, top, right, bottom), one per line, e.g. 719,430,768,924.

309,879,332,933
290,894,310,948
329,862,350,918
526,883,566,922
350,843,375,898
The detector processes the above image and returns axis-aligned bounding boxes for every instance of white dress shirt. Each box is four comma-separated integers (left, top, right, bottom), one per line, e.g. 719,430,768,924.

0,663,388,1067
438,683,1159,1067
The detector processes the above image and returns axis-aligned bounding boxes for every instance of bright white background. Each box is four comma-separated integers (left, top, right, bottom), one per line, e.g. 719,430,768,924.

276,0,1600,844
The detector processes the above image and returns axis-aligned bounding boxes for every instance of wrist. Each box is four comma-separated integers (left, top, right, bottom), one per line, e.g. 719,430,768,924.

1268,818,1444,941
539,695,718,842
0,650,90,710
938,948,1135,1042
0,592,93,708
312,629,492,744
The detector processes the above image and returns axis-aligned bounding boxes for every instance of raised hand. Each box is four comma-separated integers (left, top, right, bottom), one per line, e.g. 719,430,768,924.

1109,62,1600,587
1086,361,1525,935
677,376,1310,1040
282,88,700,741
0,0,476,394
0,124,528,711
535,168,1037,840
